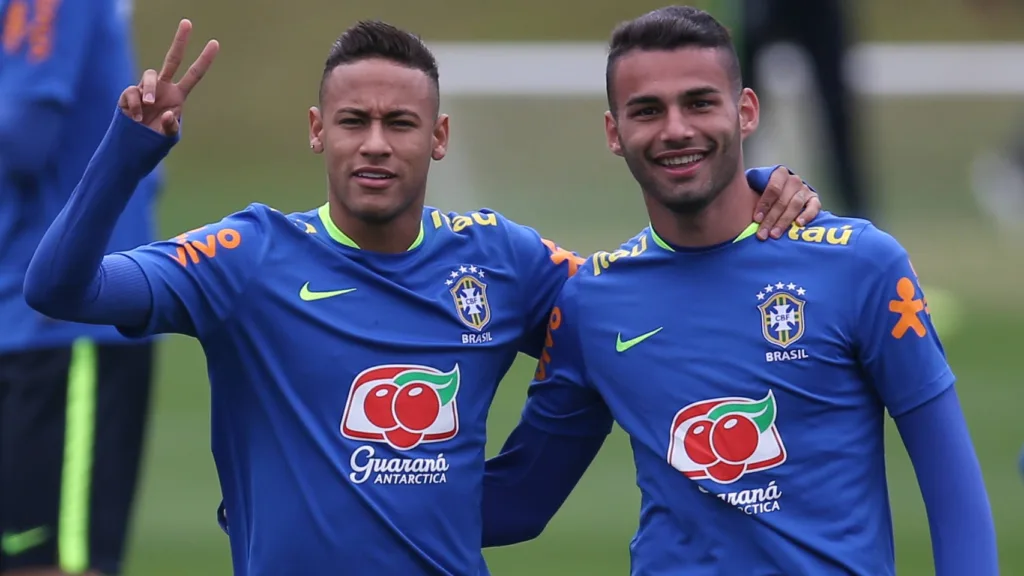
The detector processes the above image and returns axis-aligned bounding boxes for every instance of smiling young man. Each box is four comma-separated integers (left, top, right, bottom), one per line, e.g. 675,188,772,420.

482,7,998,575
21,17,821,576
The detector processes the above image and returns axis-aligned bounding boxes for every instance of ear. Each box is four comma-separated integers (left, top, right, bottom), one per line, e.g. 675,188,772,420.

431,114,450,161
309,106,324,154
604,111,624,157
738,87,760,140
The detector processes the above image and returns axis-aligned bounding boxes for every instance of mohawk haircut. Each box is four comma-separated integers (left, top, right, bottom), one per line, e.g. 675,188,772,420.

605,6,743,111
319,20,440,106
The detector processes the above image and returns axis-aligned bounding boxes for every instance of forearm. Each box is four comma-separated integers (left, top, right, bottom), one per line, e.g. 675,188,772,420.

895,387,998,575
24,110,174,325
482,421,605,547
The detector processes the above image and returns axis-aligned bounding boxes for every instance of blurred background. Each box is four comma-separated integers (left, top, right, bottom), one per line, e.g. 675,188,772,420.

124,0,1023,573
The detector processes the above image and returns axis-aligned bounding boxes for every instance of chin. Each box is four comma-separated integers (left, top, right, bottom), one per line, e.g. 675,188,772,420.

656,188,716,215
346,195,411,225
351,205,403,225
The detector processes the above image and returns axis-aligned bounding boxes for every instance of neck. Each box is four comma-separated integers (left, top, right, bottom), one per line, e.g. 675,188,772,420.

328,199,424,253
646,172,759,248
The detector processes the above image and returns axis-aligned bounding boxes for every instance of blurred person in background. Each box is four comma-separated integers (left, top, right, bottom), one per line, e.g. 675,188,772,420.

727,0,871,219
0,0,162,574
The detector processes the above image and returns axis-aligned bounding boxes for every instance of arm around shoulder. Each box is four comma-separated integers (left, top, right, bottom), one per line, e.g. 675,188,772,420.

482,278,613,546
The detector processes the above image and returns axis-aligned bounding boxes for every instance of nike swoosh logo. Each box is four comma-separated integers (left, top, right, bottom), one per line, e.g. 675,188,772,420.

616,327,663,352
1,526,50,556
299,282,357,301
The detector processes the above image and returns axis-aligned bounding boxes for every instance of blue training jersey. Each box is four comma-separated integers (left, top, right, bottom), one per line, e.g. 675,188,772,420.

524,213,955,575
113,199,579,575
0,0,160,352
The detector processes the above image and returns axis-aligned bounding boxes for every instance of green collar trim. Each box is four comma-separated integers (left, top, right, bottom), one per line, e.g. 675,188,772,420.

317,203,424,251
650,222,759,252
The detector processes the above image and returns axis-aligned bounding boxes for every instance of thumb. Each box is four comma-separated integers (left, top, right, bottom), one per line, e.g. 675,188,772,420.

161,110,179,136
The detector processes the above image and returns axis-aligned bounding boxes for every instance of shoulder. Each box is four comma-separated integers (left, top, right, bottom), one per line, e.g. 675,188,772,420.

584,228,663,283
430,207,526,242
785,212,907,272
164,203,298,260
430,206,554,259
273,204,322,236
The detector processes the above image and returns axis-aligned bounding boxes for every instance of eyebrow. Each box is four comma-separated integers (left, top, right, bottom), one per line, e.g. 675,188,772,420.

624,87,722,107
334,107,422,121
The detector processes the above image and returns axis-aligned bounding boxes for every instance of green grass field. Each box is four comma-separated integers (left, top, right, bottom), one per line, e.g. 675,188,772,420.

108,92,1024,575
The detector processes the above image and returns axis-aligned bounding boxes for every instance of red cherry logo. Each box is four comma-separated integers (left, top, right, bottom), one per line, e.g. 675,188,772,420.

393,383,441,432
706,460,746,483
364,383,399,430
710,414,759,464
384,427,423,450
682,419,717,466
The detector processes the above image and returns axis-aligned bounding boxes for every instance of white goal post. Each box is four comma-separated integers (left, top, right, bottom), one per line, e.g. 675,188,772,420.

430,42,1024,97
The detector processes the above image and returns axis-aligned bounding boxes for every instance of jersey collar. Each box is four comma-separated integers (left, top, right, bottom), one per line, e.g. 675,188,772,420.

317,203,425,251
650,222,759,252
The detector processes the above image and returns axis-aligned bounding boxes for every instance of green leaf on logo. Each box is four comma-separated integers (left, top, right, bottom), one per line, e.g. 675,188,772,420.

393,365,460,407
706,390,776,434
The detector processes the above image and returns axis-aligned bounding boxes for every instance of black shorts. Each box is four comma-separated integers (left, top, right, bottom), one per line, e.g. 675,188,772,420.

0,340,154,575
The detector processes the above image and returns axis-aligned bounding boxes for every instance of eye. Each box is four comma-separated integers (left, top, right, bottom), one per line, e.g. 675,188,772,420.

691,100,713,109
391,120,417,128
338,117,362,126
630,107,660,119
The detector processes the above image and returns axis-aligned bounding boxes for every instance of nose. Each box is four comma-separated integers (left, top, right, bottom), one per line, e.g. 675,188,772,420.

661,105,696,144
359,121,392,157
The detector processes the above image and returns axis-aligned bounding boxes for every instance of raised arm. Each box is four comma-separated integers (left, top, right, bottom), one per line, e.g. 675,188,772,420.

853,227,997,574
23,111,172,329
24,20,228,337
483,278,614,546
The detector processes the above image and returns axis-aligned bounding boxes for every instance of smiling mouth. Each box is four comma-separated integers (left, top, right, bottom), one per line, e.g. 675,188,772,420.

656,153,705,167
353,171,396,180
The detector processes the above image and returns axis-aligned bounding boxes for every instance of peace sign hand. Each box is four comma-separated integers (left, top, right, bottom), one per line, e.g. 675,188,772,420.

119,19,219,137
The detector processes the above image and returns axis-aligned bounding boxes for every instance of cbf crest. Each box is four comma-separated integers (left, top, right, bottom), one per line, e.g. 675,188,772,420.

446,266,491,333
756,282,807,349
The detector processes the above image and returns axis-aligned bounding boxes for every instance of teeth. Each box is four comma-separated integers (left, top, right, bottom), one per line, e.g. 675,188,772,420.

356,172,393,179
660,154,704,167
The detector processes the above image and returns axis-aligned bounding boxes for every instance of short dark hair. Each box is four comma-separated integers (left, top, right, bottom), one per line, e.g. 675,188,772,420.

319,20,440,105
605,6,742,110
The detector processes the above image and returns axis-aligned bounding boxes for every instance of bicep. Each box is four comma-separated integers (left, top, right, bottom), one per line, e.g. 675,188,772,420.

524,288,612,438
510,225,584,357
522,381,613,438
853,229,954,416
115,210,266,337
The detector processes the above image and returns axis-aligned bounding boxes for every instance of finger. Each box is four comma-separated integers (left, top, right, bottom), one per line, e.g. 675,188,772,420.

159,19,193,82
120,86,143,122
770,185,808,237
161,110,179,136
176,39,220,96
760,178,802,240
139,69,158,104
796,192,821,227
755,168,787,239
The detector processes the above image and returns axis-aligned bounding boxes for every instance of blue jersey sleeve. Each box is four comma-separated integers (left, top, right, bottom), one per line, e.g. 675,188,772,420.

895,388,998,575
851,225,955,417
504,218,585,358
521,276,614,437
116,206,269,338
0,0,94,104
